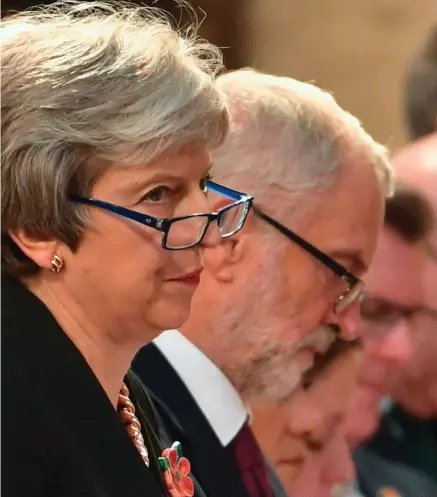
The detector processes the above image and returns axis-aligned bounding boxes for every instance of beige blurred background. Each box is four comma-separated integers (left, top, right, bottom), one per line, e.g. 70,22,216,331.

245,0,436,150
2,0,437,149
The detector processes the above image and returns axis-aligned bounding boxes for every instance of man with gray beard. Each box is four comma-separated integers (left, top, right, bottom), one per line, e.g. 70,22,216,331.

133,69,393,497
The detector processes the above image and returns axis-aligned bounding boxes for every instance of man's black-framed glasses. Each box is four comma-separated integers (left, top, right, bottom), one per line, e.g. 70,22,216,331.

253,206,365,314
70,181,253,250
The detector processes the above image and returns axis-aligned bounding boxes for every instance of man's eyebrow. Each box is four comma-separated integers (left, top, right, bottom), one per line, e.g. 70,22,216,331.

327,249,368,274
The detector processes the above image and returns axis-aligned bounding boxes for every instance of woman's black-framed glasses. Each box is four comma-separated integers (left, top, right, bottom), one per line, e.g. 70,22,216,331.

70,181,253,251
253,206,365,314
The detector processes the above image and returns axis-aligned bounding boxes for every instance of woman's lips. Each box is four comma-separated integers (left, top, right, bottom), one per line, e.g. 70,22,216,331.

276,455,305,481
167,268,203,286
277,456,305,467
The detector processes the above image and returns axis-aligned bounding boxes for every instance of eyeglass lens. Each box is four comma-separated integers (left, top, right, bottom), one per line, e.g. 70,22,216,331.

219,202,248,238
335,280,365,314
165,202,248,249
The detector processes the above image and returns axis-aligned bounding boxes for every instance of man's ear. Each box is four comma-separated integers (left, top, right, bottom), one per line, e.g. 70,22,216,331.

9,229,59,271
204,211,254,283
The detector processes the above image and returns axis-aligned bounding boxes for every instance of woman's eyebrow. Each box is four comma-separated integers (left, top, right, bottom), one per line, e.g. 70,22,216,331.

116,173,180,197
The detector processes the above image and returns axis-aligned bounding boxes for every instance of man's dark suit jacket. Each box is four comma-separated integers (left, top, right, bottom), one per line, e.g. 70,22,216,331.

133,342,288,497
354,403,437,497
2,274,167,497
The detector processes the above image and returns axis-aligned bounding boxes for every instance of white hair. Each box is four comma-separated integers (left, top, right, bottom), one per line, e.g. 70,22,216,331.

212,69,393,216
1,1,228,276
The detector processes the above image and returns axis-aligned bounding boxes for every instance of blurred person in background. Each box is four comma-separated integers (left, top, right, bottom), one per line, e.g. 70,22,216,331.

134,69,393,497
348,175,437,496
346,183,433,446
347,25,437,493
251,338,361,497
0,2,251,497
347,24,437,493
250,184,432,497
405,24,437,141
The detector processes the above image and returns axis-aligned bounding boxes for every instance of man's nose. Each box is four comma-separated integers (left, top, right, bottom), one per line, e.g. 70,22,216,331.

321,435,355,487
374,320,412,367
323,299,362,341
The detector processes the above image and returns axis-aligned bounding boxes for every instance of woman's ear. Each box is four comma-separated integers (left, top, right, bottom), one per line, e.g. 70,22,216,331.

9,229,59,271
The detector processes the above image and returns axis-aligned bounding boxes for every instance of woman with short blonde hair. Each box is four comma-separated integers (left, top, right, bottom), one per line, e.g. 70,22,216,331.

1,3,252,497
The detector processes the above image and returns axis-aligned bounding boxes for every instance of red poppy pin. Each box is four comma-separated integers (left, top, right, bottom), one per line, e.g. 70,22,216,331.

377,488,402,497
159,441,194,497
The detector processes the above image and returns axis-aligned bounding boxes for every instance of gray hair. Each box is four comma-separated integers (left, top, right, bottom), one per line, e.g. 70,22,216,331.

1,0,229,277
211,69,393,219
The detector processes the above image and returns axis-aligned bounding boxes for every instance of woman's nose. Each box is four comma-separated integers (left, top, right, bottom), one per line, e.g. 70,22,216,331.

188,187,222,248
286,396,326,444
201,221,222,248
321,435,355,487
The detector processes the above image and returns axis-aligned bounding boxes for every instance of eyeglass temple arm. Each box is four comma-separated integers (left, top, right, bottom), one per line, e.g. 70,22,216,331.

252,206,353,279
206,180,248,202
69,195,163,231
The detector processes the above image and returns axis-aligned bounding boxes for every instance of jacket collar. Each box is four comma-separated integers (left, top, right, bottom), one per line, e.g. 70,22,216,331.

2,274,166,497
134,342,252,497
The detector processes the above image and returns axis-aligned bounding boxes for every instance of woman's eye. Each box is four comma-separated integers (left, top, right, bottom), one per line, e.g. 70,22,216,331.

142,186,173,203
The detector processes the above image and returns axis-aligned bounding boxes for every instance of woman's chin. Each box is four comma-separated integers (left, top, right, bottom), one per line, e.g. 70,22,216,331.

142,288,197,334
346,412,379,447
153,303,192,334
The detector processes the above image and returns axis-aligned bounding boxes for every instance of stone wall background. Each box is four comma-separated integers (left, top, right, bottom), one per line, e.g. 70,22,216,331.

245,0,437,150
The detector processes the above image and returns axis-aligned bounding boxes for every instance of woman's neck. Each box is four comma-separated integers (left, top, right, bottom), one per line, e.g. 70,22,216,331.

26,277,138,408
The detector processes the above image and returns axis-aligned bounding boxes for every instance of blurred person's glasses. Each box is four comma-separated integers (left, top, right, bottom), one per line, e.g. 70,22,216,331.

70,181,253,250
360,293,437,339
253,207,364,314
